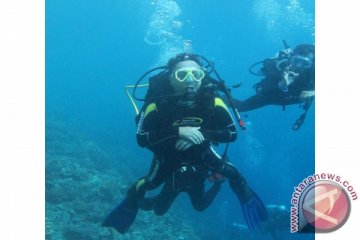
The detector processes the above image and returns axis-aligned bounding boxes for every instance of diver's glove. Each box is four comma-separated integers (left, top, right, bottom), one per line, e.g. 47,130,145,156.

279,67,299,92
178,126,205,144
175,138,195,151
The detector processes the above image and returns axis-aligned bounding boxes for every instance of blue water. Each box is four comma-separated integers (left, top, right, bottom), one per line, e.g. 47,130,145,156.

46,0,314,239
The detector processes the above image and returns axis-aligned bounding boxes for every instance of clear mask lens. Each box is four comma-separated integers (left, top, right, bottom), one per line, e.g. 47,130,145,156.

290,55,313,69
175,68,205,82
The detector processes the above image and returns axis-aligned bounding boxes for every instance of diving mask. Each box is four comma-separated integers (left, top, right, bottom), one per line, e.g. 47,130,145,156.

290,55,313,69
174,68,205,82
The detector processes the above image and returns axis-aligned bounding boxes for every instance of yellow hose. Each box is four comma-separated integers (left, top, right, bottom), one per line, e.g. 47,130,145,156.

124,84,149,115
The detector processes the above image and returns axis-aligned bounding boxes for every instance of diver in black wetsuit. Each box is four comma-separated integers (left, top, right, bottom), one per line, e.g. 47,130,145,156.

233,44,315,130
139,163,224,215
103,53,268,234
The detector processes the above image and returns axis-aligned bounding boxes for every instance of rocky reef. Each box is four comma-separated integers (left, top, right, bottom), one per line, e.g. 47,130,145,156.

45,116,202,240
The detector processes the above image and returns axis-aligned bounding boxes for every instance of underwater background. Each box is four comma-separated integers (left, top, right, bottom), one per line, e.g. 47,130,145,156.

46,0,315,239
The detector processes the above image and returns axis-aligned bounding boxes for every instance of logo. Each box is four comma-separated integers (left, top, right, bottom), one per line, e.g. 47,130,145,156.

172,117,203,127
290,173,357,233
301,181,351,232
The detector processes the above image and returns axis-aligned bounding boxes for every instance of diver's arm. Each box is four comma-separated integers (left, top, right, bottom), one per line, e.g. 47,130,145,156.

136,104,178,148
201,98,237,143
202,127,236,143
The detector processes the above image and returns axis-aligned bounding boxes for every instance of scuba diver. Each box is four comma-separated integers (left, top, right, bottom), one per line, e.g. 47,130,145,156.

138,163,225,215
102,53,268,234
234,43,315,130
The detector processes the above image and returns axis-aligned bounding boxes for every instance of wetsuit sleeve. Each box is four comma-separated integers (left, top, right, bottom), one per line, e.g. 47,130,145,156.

201,97,237,143
136,103,178,149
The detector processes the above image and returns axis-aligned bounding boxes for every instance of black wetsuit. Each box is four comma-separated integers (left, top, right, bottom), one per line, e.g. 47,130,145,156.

234,58,315,112
127,89,252,205
139,164,222,215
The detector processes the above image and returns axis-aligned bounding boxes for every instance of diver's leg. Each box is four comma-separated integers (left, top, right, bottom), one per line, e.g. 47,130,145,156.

139,178,178,215
128,155,174,200
201,147,269,230
200,147,246,200
104,155,175,233
153,178,179,216
137,195,157,211
188,182,221,212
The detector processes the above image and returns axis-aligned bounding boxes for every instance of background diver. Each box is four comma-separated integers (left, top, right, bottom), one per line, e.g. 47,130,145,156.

102,53,268,234
233,43,315,130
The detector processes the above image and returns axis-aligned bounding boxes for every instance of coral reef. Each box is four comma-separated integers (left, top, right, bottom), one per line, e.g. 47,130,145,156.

46,117,202,239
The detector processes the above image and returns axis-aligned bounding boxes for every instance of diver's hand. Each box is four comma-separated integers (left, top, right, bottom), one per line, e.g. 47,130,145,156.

282,69,299,85
178,126,205,144
299,90,315,100
175,139,195,151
